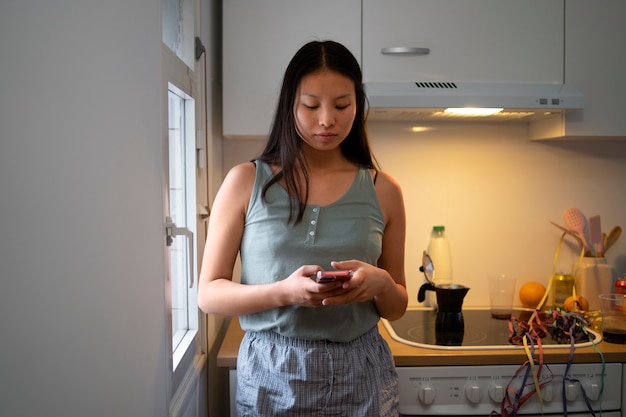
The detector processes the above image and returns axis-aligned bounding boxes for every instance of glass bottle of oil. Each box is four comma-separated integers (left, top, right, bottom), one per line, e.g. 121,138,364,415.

552,273,575,308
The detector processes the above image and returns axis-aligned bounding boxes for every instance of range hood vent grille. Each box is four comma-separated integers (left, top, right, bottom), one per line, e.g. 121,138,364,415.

414,81,458,89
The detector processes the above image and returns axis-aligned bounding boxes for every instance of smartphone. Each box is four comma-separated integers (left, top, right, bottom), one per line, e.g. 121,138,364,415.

311,270,353,283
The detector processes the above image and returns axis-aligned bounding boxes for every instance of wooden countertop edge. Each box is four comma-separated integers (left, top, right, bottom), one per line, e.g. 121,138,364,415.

217,317,626,368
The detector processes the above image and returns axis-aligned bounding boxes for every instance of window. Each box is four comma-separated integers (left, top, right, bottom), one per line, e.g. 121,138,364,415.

166,84,198,365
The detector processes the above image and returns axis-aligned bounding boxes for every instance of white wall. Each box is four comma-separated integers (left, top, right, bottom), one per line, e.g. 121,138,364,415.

368,122,626,307
222,122,626,309
0,1,168,416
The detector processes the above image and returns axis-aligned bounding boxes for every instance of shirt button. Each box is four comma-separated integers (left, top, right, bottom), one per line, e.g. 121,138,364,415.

311,220,316,225
312,207,319,213
309,231,315,236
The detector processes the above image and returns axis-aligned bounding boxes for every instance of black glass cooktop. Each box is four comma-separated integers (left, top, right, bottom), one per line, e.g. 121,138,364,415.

383,308,599,350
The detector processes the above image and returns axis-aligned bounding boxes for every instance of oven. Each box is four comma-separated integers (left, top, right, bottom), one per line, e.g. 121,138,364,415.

383,308,624,416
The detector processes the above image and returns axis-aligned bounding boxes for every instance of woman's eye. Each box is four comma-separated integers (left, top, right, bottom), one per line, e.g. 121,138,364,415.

303,104,318,109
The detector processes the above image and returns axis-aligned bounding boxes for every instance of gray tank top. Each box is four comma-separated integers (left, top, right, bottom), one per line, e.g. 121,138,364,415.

239,160,385,342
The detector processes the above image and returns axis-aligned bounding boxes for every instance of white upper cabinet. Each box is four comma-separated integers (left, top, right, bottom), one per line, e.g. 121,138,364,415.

362,0,564,84
223,1,625,140
223,0,361,139
531,0,626,140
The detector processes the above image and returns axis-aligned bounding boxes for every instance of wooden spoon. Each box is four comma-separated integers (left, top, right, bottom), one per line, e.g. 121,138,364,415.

604,226,622,254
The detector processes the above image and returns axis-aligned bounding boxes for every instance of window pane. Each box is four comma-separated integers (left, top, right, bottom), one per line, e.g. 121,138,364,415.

162,0,194,67
167,86,197,355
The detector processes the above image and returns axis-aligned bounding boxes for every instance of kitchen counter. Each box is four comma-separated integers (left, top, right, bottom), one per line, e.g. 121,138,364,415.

217,316,626,368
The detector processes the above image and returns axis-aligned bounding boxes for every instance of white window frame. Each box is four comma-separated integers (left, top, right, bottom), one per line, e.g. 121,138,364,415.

166,82,199,368
161,0,207,408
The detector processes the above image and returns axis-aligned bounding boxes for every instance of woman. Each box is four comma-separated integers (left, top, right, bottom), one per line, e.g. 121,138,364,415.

198,40,407,416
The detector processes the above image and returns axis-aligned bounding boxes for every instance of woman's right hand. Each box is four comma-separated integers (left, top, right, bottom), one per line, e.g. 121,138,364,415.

279,265,350,308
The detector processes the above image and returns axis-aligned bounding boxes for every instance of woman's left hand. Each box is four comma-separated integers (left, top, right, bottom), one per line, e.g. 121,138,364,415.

320,260,394,306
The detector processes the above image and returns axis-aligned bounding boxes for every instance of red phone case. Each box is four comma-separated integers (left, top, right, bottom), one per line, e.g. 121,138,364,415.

311,270,353,283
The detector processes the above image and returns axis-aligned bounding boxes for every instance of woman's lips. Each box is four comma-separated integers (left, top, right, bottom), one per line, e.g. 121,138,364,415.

316,132,336,142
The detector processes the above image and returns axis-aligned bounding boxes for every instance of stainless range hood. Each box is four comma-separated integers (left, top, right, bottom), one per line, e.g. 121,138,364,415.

365,81,585,122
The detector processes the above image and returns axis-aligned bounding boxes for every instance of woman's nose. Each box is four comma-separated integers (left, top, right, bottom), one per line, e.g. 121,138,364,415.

318,106,335,127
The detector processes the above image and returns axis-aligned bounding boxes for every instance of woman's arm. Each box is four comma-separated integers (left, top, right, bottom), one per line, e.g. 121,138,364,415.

197,162,286,315
371,171,408,320
197,162,254,315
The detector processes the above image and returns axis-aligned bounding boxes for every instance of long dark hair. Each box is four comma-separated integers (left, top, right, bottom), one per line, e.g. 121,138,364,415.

257,40,377,224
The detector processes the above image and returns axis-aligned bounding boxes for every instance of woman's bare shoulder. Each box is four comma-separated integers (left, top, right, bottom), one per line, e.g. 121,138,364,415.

374,171,406,233
374,170,404,199
223,161,257,185
215,161,257,208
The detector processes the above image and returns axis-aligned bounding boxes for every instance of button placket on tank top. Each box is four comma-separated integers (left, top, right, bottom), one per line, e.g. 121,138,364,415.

304,206,320,245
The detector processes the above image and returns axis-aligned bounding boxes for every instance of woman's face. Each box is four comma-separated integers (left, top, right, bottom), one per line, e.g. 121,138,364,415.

293,69,357,151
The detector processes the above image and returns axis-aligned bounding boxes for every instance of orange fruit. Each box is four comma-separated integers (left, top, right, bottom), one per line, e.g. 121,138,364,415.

563,295,589,312
519,281,547,308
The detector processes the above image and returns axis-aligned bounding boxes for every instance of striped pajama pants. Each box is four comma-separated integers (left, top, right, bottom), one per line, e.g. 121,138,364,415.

236,326,399,416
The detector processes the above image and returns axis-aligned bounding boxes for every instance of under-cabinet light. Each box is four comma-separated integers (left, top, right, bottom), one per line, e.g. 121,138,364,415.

444,107,504,116
410,126,433,133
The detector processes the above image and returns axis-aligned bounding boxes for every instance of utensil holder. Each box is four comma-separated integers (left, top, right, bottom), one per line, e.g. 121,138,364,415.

574,257,614,311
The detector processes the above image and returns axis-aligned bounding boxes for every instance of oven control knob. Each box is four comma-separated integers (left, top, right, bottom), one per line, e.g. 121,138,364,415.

465,384,481,403
542,384,554,402
585,382,601,401
565,383,577,401
489,384,505,402
418,385,436,405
